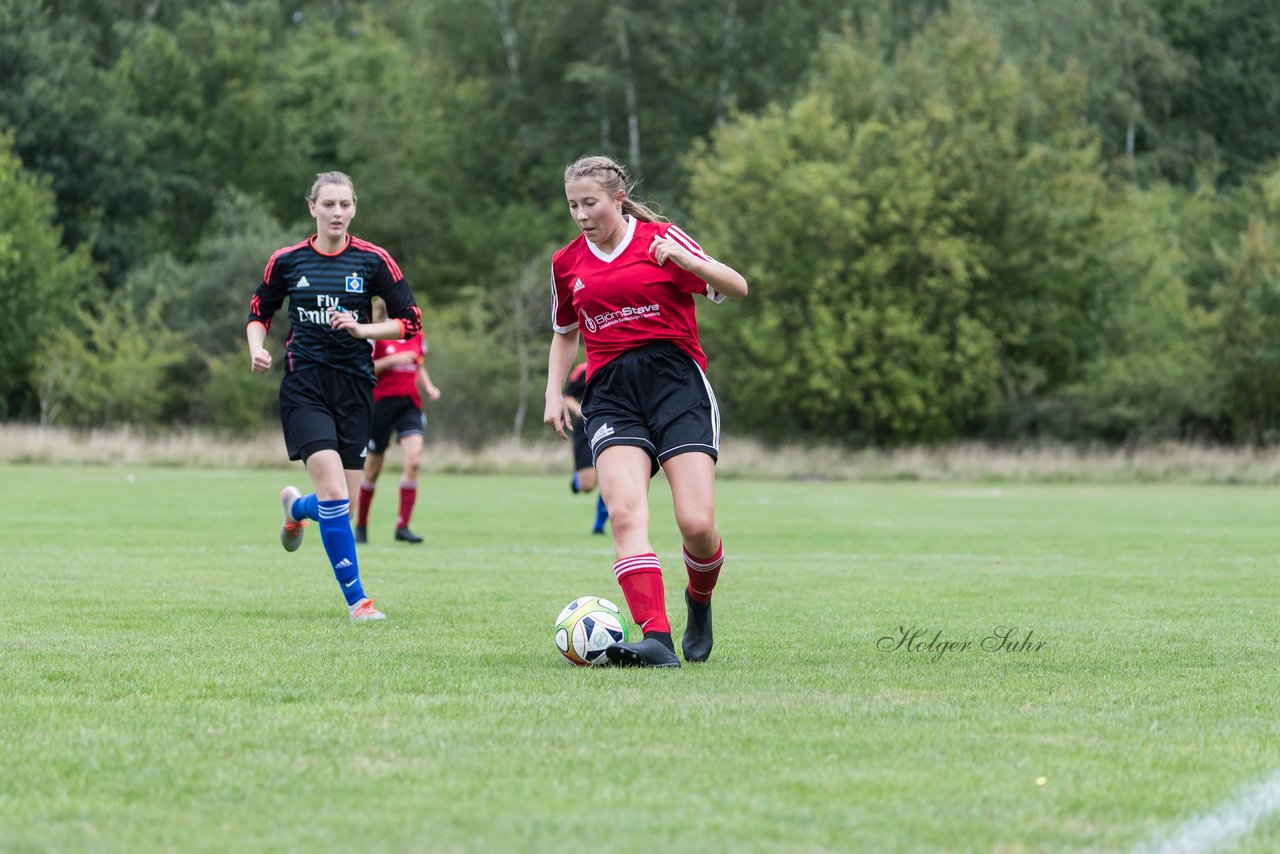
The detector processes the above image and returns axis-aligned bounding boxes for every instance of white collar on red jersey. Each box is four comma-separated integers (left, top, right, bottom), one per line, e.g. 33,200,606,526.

586,214,637,263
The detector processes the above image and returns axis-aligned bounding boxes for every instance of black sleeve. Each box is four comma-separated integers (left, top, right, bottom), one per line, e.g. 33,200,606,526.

373,258,422,339
247,256,288,331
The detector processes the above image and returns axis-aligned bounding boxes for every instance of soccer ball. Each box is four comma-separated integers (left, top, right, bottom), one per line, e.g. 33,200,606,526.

554,596,629,666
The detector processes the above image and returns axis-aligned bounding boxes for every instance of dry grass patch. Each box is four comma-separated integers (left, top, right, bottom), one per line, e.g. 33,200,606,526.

4,423,1280,483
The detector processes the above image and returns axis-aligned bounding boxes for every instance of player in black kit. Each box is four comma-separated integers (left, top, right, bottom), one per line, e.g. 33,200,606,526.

246,171,422,622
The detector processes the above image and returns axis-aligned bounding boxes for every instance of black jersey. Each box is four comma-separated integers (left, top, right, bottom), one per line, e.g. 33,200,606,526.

247,235,422,384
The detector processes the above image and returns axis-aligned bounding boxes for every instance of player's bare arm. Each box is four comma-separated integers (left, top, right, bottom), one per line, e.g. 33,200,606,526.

544,330,579,441
372,350,419,375
418,365,442,401
247,321,272,373
328,308,406,340
649,234,748,298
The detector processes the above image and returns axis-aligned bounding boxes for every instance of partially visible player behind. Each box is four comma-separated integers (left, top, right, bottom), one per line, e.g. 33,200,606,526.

563,361,609,535
356,297,442,545
543,154,749,667
247,170,422,622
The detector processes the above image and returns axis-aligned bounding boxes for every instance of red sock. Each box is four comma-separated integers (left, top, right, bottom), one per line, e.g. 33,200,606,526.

396,482,417,529
684,541,724,604
356,481,375,527
614,553,670,634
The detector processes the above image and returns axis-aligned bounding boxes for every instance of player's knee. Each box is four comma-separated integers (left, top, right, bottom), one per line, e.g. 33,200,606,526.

675,508,717,546
316,479,348,501
605,499,647,535
577,469,597,492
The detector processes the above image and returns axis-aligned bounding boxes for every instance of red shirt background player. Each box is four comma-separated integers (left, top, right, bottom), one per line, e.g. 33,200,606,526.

357,300,441,545
371,333,427,406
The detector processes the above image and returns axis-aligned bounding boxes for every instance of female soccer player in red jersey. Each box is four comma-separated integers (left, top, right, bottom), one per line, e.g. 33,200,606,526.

543,155,749,667
355,297,442,545
247,171,422,622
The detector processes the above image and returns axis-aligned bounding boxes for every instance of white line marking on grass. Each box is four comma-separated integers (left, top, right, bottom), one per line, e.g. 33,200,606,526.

1133,768,1280,854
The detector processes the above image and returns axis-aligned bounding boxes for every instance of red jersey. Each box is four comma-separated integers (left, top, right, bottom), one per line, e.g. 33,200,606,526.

371,333,427,407
551,217,725,379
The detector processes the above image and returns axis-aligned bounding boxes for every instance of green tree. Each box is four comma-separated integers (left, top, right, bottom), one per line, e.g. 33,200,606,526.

1155,0,1280,185
1051,184,1218,440
34,297,188,428
0,133,99,419
111,1,295,258
1208,163,1280,442
690,13,1108,443
119,190,295,426
0,0,162,285
975,0,1194,184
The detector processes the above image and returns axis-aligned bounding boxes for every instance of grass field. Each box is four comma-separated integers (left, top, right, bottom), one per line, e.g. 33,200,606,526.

3,464,1280,852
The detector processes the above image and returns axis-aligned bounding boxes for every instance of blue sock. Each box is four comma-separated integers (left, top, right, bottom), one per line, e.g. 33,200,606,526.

317,499,365,606
291,493,319,521
593,495,609,532
571,472,580,493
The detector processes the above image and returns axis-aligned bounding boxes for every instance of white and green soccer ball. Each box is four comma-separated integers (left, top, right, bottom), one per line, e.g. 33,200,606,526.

554,596,629,666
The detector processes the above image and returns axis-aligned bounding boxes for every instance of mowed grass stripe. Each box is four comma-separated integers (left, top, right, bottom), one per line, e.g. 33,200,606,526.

2,465,1279,852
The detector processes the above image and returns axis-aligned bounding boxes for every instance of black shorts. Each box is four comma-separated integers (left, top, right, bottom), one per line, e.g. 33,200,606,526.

279,366,373,470
580,342,720,477
571,416,593,471
368,396,426,454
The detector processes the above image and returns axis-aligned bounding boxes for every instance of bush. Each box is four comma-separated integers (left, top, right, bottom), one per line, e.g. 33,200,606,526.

199,353,280,436
34,299,188,428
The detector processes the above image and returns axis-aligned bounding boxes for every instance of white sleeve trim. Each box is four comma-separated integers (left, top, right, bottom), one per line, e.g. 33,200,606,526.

705,285,726,304
550,265,579,333
666,225,712,263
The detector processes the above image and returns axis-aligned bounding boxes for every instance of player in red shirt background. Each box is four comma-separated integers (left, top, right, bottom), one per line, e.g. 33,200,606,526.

543,154,749,668
356,297,442,545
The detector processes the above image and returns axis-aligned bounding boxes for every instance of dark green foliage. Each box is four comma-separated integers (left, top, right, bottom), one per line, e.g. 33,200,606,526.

691,17,1108,442
7,0,1280,444
1207,164,1280,443
0,0,163,285
1048,185,1218,441
417,304,524,449
972,0,1194,184
0,134,99,420
201,352,281,436
1155,0,1280,185
34,299,188,428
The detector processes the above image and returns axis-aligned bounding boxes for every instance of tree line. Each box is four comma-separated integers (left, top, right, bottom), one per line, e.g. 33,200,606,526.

4,0,1280,446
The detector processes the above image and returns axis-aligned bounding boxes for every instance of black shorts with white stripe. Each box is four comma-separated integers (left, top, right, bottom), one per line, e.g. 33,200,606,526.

367,395,426,454
580,342,720,477
279,365,373,469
